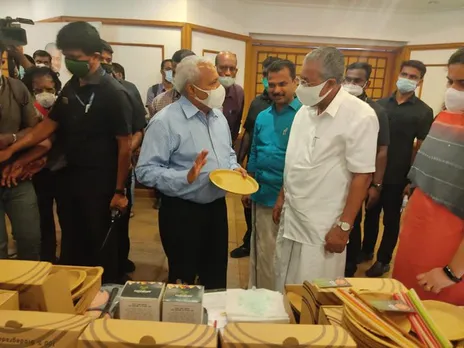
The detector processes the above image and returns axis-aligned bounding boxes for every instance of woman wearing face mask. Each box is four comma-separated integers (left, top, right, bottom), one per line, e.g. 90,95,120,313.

392,48,464,305
7,66,63,263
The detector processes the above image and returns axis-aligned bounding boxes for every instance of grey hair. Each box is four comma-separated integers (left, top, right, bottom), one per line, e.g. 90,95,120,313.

304,47,345,83
173,55,213,93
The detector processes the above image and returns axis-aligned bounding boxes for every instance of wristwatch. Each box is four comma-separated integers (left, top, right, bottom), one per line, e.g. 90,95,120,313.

443,265,462,283
336,221,352,232
115,189,126,195
371,183,382,190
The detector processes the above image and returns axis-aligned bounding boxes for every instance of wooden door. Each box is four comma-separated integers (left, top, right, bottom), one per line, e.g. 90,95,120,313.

251,45,397,101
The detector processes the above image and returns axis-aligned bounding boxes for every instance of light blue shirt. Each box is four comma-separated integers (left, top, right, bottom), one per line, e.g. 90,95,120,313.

136,96,239,204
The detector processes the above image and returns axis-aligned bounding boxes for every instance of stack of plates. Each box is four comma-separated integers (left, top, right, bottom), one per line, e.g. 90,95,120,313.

341,293,464,348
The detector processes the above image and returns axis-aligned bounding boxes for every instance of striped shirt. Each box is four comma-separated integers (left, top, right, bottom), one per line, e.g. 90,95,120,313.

409,111,464,218
151,89,181,116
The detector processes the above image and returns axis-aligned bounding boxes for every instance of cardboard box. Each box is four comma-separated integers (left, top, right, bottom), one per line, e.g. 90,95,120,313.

120,281,165,321
0,310,91,348
221,323,356,347
0,260,75,313
162,284,204,324
317,306,343,327
77,318,217,347
0,290,19,310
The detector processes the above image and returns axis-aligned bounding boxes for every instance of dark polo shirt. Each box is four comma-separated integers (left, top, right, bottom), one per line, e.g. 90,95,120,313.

377,92,433,185
49,68,132,195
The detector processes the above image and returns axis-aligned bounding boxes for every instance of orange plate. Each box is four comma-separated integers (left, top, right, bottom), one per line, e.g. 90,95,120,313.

209,169,259,195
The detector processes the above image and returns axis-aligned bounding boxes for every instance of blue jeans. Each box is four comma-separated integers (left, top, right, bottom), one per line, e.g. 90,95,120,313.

0,181,41,260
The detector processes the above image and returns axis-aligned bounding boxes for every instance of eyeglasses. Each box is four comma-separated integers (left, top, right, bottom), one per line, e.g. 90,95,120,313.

296,77,310,87
217,65,237,73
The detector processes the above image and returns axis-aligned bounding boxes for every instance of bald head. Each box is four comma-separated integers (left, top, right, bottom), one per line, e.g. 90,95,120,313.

216,51,238,81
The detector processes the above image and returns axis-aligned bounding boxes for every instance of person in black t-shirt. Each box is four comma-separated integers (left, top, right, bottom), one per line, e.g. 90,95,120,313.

362,60,434,277
342,62,390,277
0,22,133,283
230,56,278,259
101,40,147,278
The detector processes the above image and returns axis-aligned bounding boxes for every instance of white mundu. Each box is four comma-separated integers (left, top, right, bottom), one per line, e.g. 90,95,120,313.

274,88,379,292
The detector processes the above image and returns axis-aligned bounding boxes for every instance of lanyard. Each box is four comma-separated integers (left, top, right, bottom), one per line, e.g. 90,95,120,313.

75,92,95,114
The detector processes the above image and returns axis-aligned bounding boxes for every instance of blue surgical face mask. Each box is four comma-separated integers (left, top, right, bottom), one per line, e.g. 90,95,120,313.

262,77,269,90
396,77,417,93
165,70,173,83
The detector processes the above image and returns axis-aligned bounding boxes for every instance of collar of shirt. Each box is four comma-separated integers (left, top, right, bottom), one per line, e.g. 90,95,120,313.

272,97,302,113
178,95,219,119
389,91,417,104
71,66,105,87
310,87,346,118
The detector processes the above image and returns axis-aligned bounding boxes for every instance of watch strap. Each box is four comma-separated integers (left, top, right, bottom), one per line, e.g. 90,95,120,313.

443,265,462,283
115,189,125,195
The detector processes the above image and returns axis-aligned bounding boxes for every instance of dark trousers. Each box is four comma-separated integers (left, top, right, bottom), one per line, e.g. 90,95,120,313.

345,209,363,277
362,183,405,264
242,206,252,249
118,170,133,275
57,180,118,283
33,169,58,263
158,195,228,290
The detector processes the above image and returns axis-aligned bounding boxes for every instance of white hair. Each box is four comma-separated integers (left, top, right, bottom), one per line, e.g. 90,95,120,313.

304,47,345,83
173,55,214,93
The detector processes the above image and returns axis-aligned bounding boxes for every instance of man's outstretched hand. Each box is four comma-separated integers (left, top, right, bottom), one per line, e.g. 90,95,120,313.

187,150,209,184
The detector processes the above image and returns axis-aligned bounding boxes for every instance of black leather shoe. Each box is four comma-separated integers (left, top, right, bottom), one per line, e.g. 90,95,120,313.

365,261,390,277
124,259,136,273
357,251,374,264
230,245,250,258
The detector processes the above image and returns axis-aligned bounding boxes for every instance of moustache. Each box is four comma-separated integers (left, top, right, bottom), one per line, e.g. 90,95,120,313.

272,93,285,97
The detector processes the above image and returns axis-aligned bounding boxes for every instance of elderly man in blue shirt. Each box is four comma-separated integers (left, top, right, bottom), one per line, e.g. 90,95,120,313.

136,55,246,290
243,59,301,290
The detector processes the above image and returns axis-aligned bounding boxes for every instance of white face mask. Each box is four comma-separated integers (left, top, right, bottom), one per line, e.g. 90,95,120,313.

35,92,56,109
444,87,464,113
218,76,235,88
194,84,226,109
296,81,331,107
342,83,364,97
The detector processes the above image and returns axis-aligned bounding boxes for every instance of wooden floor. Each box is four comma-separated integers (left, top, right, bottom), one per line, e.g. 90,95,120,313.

7,192,391,288
127,193,392,288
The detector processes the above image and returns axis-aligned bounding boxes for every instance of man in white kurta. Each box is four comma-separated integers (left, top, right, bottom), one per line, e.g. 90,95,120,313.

273,47,379,292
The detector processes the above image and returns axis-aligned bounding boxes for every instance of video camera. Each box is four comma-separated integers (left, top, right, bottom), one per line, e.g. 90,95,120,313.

0,17,34,47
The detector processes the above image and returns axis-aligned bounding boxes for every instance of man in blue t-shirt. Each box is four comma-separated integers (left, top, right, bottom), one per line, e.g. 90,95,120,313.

244,59,301,290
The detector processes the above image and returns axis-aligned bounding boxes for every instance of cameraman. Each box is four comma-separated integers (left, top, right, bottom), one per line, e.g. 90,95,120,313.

0,45,41,260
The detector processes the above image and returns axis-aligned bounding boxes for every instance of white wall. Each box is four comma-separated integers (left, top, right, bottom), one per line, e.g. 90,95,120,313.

52,0,187,22
100,24,182,102
192,32,246,88
186,0,248,34
410,49,457,116
244,2,464,45
408,11,464,45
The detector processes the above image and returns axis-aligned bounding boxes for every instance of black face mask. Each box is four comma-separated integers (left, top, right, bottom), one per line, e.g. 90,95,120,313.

101,63,113,74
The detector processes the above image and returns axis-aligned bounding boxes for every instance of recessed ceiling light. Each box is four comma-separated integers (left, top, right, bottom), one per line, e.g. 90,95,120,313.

428,0,439,4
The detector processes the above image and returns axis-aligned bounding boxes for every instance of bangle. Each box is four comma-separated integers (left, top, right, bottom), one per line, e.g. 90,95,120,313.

443,265,462,283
